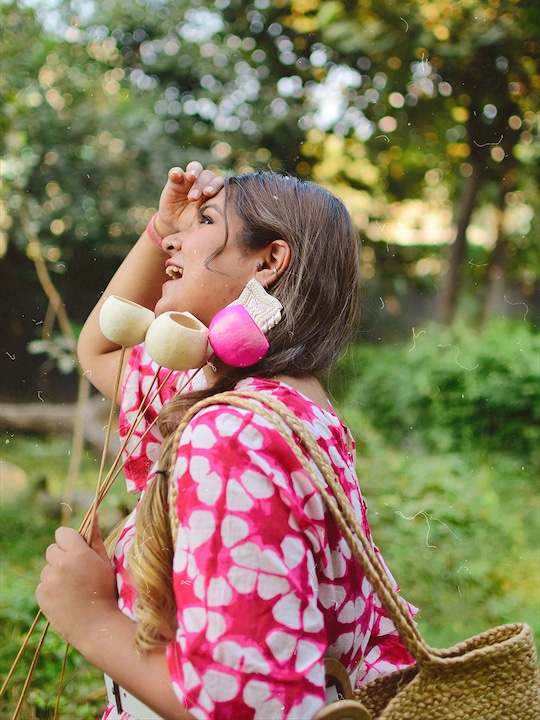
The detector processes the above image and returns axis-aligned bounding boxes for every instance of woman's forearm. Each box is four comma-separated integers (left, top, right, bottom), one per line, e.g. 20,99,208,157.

78,606,193,720
77,230,167,398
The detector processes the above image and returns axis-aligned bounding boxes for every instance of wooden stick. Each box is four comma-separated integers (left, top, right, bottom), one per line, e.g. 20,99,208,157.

10,621,50,720
2,363,205,714
85,347,126,541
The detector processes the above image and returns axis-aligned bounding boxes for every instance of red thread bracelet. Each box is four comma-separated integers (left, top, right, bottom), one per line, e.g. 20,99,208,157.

146,212,163,247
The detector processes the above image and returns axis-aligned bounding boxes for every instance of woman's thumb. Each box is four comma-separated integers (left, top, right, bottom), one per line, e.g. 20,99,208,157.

89,514,110,562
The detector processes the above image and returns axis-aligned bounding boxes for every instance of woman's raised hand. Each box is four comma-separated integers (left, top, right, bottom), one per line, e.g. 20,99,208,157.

154,162,225,240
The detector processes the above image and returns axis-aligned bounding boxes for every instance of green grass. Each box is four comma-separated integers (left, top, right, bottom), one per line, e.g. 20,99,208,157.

328,318,540,650
1,436,133,719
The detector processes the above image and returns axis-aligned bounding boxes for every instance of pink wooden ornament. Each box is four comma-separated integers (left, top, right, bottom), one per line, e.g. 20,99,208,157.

208,305,269,367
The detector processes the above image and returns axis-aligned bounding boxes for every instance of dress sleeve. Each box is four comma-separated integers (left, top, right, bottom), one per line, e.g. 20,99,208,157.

166,404,329,720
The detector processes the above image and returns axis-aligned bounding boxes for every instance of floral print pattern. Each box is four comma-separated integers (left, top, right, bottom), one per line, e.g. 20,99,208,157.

104,345,415,720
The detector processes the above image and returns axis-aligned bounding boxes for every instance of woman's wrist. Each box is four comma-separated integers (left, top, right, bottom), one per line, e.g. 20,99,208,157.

147,212,176,247
146,213,164,248
73,602,134,667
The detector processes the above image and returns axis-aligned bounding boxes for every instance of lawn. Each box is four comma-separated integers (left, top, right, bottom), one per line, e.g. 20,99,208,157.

1,435,132,719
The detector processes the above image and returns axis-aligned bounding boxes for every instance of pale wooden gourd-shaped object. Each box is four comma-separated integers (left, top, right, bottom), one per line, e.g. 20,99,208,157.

99,295,155,347
144,311,210,370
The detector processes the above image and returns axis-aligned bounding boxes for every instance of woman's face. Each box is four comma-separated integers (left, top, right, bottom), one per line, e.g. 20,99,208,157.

154,189,257,326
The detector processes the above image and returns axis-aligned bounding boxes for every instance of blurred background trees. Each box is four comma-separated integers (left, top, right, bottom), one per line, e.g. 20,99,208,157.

1,0,538,401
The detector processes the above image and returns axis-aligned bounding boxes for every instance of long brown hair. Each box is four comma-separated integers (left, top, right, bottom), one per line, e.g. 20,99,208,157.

129,171,361,651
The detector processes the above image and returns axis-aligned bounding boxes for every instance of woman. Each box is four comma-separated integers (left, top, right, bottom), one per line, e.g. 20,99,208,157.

37,163,415,719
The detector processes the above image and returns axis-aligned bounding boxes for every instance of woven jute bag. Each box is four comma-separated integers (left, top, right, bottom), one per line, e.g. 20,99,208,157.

167,390,540,720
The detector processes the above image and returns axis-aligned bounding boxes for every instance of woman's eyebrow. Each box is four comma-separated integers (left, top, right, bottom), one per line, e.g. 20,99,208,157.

200,202,224,216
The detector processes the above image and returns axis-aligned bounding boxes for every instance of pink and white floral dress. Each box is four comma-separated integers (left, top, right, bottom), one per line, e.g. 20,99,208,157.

104,344,415,720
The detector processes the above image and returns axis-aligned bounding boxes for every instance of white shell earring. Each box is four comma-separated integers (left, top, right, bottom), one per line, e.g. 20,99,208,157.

232,277,282,333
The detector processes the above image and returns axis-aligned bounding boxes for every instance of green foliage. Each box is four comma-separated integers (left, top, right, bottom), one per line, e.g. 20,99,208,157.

0,500,104,719
0,438,131,719
343,409,540,649
336,317,539,458
1,335,538,717
330,316,540,649
1,0,538,400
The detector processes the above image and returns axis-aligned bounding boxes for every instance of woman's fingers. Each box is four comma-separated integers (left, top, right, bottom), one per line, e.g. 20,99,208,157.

202,172,225,196
166,164,223,197
157,163,225,235
44,541,59,565
184,161,204,179
89,515,110,563
55,525,83,550
184,163,225,199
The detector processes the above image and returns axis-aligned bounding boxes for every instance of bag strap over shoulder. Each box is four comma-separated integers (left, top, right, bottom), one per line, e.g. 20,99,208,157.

166,389,432,664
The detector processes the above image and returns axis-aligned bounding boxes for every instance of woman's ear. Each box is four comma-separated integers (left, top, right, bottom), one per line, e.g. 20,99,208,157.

255,240,291,288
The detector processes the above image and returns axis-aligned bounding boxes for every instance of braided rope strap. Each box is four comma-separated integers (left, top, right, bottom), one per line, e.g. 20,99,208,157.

166,389,431,664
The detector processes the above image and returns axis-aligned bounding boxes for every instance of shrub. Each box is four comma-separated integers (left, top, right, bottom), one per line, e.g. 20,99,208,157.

334,318,539,459
331,318,540,650
335,406,539,651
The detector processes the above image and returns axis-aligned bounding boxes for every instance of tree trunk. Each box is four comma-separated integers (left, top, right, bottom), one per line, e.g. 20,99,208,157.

477,186,508,328
0,395,119,459
439,160,484,325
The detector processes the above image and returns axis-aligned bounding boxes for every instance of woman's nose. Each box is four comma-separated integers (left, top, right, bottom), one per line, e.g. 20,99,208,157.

162,231,182,252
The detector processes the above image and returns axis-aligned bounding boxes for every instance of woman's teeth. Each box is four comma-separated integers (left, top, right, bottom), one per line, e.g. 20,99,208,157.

166,265,183,280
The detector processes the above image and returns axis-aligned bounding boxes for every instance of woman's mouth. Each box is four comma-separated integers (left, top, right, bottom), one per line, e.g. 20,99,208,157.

165,265,183,280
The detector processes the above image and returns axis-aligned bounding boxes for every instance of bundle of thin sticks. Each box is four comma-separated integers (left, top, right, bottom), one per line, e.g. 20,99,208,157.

0,347,203,720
